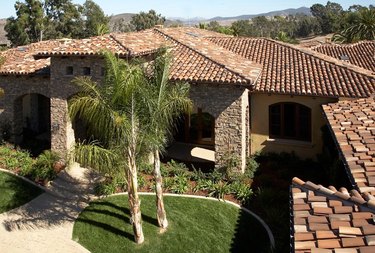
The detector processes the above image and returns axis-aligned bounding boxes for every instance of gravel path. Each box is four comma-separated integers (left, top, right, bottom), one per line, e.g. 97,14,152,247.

0,163,100,253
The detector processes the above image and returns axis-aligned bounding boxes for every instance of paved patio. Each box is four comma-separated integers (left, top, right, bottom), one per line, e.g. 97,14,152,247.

0,163,100,253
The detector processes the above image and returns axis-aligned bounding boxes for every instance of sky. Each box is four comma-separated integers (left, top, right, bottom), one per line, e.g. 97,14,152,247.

0,0,374,19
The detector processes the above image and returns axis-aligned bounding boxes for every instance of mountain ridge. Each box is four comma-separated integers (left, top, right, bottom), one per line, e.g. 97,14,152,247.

0,6,311,46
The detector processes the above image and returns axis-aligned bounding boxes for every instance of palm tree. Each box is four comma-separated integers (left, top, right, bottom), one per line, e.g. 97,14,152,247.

142,49,191,230
69,52,146,244
333,7,375,43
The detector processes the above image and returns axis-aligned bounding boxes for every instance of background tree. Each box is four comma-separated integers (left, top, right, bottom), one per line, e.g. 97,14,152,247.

311,1,344,34
130,10,165,31
44,0,84,39
143,49,191,230
82,0,110,37
231,20,252,36
69,52,148,244
5,0,44,46
333,6,375,43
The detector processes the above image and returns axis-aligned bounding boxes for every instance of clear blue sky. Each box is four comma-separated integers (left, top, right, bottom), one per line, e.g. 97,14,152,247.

1,0,373,19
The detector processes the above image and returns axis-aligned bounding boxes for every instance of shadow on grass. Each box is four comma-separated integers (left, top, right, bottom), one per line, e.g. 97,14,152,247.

76,217,134,240
94,201,159,227
230,209,272,253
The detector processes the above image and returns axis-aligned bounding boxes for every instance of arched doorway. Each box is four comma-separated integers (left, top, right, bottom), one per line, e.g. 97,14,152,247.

14,93,51,156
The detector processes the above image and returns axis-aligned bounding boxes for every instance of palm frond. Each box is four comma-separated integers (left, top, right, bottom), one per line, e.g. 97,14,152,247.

73,141,120,175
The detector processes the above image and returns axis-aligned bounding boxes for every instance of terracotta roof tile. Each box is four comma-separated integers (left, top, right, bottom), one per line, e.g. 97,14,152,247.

0,40,61,75
111,30,169,56
155,28,262,85
37,35,130,57
291,177,375,253
1,28,262,85
312,41,375,73
208,37,375,98
323,98,375,195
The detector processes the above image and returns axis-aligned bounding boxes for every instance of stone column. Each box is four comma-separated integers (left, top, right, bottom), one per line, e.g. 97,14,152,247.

190,84,250,173
50,97,75,159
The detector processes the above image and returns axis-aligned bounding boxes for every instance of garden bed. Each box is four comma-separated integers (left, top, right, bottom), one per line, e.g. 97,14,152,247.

0,143,63,186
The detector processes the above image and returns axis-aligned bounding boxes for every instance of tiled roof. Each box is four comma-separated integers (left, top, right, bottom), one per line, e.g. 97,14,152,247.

312,41,375,73
323,97,375,195
37,35,130,57
208,37,375,98
1,27,262,85
156,28,262,85
0,40,61,75
111,30,169,56
292,177,375,253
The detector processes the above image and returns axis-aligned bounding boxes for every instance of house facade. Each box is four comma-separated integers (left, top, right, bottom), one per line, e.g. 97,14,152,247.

0,27,374,172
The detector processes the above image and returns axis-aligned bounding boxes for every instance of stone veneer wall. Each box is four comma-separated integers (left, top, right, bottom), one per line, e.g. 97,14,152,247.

190,83,250,172
49,56,104,158
0,75,50,143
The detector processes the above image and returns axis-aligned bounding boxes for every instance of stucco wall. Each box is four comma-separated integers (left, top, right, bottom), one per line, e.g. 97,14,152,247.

190,84,249,172
250,93,338,159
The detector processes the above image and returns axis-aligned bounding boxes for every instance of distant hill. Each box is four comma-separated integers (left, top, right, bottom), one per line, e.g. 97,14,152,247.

110,13,135,24
209,7,311,22
0,6,312,45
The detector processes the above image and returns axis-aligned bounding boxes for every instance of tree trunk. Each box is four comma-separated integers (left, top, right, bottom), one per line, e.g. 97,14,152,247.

154,150,168,229
127,149,144,244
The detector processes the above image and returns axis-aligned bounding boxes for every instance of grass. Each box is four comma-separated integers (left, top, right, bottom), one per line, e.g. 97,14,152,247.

0,171,44,213
73,195,271,253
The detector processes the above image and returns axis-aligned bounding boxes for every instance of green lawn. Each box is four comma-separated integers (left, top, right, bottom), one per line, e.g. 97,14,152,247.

0,171,44,213
73,195,271,253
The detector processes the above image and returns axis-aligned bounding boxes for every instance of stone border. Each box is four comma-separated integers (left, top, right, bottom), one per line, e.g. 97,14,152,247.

109,192,276,249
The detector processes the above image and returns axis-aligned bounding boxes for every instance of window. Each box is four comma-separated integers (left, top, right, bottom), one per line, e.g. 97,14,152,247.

65,66,73,75
269,103,311,142
83,67,91,76
174,107,215,147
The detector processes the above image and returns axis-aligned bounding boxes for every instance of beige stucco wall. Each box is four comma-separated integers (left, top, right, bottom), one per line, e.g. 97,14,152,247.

250,93,338,159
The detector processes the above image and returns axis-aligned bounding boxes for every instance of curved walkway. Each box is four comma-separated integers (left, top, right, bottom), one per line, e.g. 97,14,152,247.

0,163,100,253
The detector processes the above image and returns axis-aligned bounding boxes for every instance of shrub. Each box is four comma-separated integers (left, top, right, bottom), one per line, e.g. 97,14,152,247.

166,159,189,177
32,150,60,181
137,174,146,189
169,174,189,194
193,179,214,193
230,181,253,203
207,169,223,183
190,168,206,181
94,176,127,196
0,145,34,174
207,181,231,199
245,155,259,179
138,161,154,174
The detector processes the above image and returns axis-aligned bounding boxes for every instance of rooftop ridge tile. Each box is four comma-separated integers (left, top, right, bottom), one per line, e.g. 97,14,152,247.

292,177,375,211
154,28,262,86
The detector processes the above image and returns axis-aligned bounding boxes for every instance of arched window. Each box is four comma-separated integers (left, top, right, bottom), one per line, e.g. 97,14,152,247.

269,103,311,142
